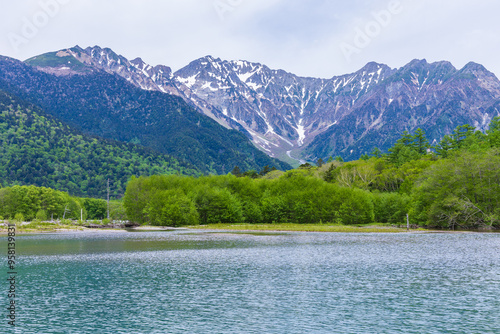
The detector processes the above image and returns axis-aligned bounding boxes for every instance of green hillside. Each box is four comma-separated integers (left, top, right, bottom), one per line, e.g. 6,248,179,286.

0,55,291,174
25,51,91,71
0,87,199,198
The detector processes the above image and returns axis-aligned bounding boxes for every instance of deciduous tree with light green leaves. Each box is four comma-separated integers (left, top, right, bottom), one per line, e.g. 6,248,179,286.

411,149,500,229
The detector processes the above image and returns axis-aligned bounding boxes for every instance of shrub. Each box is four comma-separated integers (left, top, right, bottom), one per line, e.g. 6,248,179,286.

14,213,24,222
36,209,48,221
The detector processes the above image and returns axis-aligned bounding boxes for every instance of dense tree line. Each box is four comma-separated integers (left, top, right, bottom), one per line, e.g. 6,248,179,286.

0,88,199,198
411,150,500,229
123,173,376,227
0,185,114,221
124,117,500,230
322,118,500,230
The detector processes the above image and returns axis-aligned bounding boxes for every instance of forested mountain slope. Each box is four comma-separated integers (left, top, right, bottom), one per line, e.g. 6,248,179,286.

30,47,500,163
0,84,198,198
0,55,291,174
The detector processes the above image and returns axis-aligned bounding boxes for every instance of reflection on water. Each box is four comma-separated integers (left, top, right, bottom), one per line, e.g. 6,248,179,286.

2,231,499,333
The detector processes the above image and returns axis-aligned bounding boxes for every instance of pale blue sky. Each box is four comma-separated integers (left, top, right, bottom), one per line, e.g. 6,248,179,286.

1,0,499,78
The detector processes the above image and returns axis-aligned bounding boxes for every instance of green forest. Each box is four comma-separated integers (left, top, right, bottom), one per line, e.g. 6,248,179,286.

123,117,500,230
0,184,124,221
0,88,199,198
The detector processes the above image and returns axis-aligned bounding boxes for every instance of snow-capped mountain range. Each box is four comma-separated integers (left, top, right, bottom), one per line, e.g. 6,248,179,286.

27,46,500,163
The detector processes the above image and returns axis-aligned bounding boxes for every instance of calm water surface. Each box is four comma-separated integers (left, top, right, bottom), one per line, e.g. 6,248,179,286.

1,231,499,333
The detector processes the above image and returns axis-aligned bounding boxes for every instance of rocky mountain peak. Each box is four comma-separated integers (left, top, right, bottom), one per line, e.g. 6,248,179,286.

130,57,145,67
404,58,428,68
458,62,500,98
461,61,487,73
459,61,498,83
357,61,389,73
68,46,175,90
22,46,500,165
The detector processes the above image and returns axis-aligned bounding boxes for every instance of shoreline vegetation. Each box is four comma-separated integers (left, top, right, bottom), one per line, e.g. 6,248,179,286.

0,219,416,234
1,120,499,232
0,218,139,234
1,221,494,234
122,119,500,232
189,223,419,233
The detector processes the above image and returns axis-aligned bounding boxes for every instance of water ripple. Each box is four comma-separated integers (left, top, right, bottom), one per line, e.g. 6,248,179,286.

1,232,499,333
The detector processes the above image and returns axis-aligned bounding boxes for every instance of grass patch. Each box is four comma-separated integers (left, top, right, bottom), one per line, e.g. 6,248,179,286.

25,52,88,70
187,223,414,233
0,221,84,233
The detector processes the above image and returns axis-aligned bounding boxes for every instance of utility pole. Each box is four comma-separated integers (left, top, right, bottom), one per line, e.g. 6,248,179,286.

63,205,70,220
107,178,110,220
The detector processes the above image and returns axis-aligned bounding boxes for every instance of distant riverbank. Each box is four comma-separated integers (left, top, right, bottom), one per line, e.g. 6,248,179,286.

188,223,415,233
3,221,495,235
0,221,175,234
0,221,426,234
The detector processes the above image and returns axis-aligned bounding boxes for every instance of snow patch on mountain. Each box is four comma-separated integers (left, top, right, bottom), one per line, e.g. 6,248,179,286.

44,46,500,163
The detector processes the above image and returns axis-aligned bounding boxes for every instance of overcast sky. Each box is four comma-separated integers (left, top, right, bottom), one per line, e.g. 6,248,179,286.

1,0,499,78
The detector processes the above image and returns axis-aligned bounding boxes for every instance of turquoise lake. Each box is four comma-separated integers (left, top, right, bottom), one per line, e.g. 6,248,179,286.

1,231,499,333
